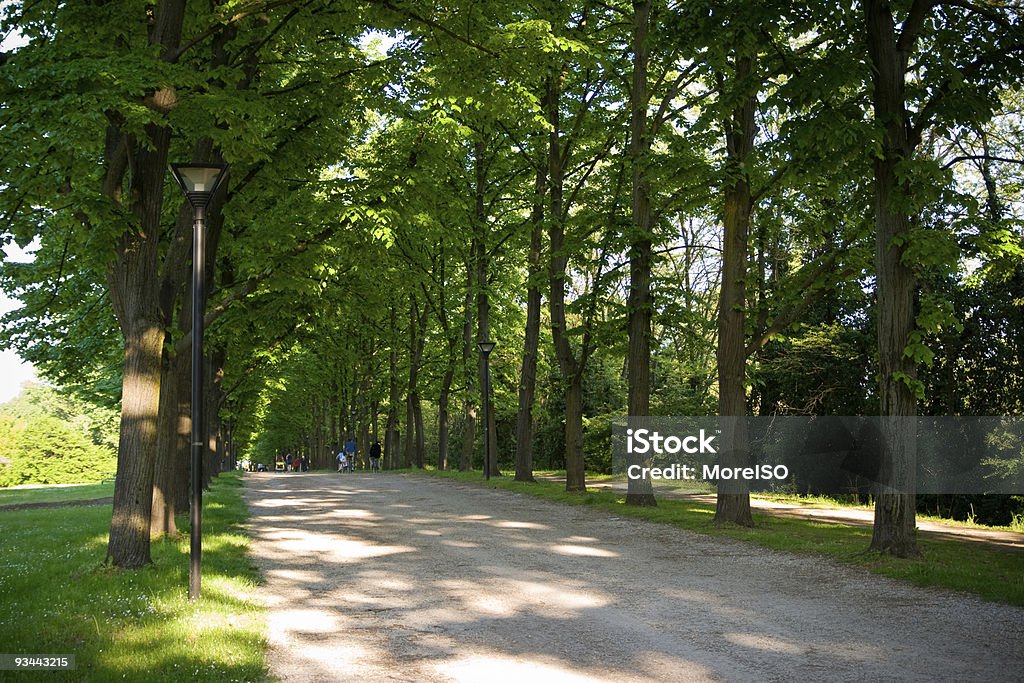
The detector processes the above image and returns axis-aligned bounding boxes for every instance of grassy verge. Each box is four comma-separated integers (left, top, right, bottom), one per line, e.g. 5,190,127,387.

416,468,1024,607
0,482,115,507
587,478,1024,532
0,471,266,682
748,492,1024,533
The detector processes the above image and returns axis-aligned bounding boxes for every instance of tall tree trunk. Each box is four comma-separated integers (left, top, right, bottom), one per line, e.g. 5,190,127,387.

312,397,323,468
151,350,180,538
371,400,380,442
438,365,454,471
405,293,426,468
103,0,186,567
356,342,373,469
150,201,193,538
563,375,586,492
865,0,920,557
404,379,415,467
626,0,657,507
385,305,401,470
330,378,340,459
172,352,190,511
105,124,175,567
714,54,755,527
152,313,189,532
149,94,226,538
413,393,425,469
472,138,500,477
223,419,235,471
432,241,458,472
515,163,545,483
203,346,225,489
460,259,477,471
546,74,586,493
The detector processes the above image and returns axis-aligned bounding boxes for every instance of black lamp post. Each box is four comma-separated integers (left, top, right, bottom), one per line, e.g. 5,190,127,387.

478,341,496,480
169,162,228,601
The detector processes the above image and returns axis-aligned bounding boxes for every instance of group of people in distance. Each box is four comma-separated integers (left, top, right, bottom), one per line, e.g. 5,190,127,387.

258,438,381,473
337,437,383,473
273,453,310,472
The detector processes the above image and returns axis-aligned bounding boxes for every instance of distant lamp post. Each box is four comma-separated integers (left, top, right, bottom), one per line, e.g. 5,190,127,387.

478,341,496,480
170,162,228,601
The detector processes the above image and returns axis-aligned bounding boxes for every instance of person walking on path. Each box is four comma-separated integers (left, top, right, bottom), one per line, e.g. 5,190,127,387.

344,437,357,472
369,440,382,471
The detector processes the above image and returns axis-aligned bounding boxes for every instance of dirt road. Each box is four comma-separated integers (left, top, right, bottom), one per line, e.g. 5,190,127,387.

243,472,1024,682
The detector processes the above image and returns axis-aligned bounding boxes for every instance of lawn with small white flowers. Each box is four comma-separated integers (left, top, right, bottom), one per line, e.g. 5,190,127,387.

0,471,266,682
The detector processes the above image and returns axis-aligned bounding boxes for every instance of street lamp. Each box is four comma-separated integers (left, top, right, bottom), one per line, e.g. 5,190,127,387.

478,341,496,480
170,162,228,601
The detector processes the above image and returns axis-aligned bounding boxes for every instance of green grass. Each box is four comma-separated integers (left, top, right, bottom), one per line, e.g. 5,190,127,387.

0,482,115,507
0,471,266,682
416,468,1024,607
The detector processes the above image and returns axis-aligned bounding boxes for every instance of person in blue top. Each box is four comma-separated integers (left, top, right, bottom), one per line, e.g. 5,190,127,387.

344,437,357,471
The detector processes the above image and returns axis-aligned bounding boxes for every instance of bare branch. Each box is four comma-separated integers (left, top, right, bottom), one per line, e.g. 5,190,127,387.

371,0,498,57
941,153,1024,169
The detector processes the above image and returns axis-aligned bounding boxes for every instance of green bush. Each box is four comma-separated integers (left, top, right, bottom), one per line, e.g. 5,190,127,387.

0,384,118,486
6,415,116,484
583,412,617,474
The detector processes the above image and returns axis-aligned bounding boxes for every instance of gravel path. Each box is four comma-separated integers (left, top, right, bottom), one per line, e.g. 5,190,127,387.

243,472,1024,682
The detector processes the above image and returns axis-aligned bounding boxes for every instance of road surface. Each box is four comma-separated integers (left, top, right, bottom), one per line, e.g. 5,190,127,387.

243,472,1024,682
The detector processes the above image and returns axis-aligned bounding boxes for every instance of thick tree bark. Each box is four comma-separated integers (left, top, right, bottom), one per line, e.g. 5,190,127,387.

714,54,755,527
151,350,180,538
626,0,657,507
865,0,920,557
107,321,164,567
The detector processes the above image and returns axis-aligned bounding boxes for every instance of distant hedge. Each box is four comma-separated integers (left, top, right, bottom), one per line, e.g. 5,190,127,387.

0,384,118,487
